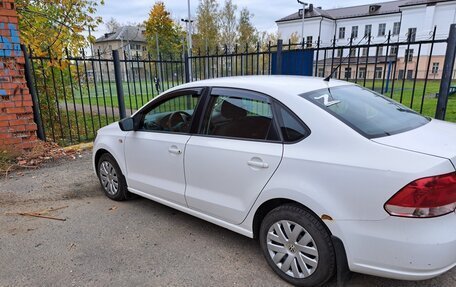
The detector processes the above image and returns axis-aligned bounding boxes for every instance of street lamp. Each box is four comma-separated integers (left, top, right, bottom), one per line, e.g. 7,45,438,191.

186,0,193,81
180,18,194,57
297,0,308,46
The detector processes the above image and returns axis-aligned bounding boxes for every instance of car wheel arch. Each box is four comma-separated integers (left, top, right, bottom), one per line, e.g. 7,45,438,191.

252,198,330,240
94,148,126,177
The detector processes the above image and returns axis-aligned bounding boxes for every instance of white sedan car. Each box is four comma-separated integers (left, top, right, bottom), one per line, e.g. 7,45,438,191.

93,76,456,287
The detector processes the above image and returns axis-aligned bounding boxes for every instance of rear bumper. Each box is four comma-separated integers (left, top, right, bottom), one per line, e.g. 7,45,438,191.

330,212,456,280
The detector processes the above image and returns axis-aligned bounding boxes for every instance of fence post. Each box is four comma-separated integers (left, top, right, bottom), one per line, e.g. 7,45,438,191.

21,45,45,140
184,52,190,83
112,50,126,119
276,39,283,75
436,24,456,120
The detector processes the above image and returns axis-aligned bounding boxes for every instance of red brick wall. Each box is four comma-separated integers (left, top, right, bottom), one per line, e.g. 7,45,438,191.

0,0,38,150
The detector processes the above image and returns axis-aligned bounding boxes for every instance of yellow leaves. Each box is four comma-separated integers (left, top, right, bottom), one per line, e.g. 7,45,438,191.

144,1,183,58
17,0,104,60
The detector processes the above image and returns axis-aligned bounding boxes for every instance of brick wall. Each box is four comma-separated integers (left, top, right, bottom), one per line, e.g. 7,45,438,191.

0,0,38,150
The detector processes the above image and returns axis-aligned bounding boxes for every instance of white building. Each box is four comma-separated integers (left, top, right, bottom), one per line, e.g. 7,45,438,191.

276,0,456,79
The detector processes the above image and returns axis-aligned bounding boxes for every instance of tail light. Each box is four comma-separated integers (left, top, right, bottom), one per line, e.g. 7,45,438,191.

385,172,456,218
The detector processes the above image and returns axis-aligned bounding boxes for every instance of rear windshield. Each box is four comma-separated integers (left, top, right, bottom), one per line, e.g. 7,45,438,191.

301,85,430,138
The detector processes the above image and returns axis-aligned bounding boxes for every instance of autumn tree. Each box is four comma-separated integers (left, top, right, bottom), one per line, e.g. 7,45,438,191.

237,7,257,51
105,17,120,33
194,0,219,53
219,0,237,52
16,0,104,57
144,1,183,58
289,32,300,44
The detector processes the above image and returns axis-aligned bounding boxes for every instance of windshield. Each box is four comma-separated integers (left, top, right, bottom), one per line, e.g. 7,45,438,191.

301,85,430,138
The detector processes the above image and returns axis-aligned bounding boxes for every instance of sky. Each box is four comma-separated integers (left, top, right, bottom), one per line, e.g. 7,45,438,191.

92,0,381,37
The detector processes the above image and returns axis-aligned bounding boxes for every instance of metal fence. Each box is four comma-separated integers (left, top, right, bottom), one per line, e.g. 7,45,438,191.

24,48,186,145
24,24,456,146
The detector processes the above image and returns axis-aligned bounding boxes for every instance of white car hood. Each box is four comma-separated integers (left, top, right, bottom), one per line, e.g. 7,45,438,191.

372,119,456,168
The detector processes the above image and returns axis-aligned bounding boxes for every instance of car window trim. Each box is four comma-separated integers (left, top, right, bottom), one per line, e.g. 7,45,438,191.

135,87,206,135
196,86,282,143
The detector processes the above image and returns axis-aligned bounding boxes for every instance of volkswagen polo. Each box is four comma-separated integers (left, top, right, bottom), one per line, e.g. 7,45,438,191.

93,76,456,287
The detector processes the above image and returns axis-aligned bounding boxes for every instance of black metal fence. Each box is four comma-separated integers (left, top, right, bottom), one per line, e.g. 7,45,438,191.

25,24,456,146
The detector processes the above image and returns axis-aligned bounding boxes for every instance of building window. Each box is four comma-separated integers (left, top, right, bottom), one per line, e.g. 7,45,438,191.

362,47,368,56
375,67,383,78
432,62,439,74
364,24,372,37
390,46,398,56
377,46,383,56
405,49,414,62
339,27,345,39
378,23,386,36
345,67,352,79
358,67,366,79
351,26,358,38
306,36,313,48
393,22,400,35
349,48,356,57
318,68,325,77
337,48,343,57
407,28,417,42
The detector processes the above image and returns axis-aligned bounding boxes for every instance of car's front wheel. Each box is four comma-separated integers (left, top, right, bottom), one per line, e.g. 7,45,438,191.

97,153,128,201
259,204,335,287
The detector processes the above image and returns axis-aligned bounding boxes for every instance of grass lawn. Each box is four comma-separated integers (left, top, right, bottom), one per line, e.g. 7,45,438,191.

340,78,456,122
70,81,182,110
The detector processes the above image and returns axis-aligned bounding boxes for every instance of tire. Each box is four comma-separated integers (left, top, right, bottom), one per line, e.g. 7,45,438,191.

259,204,335,287
97,153,128,201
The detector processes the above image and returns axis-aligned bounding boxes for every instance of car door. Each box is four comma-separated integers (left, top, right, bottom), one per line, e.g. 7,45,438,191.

124,88,203,206
184,88,283,224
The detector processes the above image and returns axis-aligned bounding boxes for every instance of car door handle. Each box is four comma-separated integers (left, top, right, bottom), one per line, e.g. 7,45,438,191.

247,159,269,169
168,146,182,155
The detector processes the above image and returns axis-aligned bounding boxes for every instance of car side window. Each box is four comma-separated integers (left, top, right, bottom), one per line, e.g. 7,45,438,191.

275,103,310,143
141,93,201,133
202,89,279,141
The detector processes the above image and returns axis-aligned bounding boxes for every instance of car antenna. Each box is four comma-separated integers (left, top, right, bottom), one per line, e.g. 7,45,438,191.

323,35,368,82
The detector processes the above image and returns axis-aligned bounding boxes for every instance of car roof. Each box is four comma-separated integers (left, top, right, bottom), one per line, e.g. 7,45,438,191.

173,76,354,99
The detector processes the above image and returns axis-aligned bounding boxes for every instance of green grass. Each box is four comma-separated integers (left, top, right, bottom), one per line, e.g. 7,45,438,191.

345,79,456,121
70,81,182,110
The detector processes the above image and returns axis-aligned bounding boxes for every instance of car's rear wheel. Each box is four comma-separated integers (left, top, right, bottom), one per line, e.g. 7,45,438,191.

259,204,335,287
97,153,128,201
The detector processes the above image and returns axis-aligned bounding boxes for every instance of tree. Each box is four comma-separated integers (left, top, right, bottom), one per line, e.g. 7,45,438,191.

194,0,219,53
105,17,120,33
219,0,237,52
237,7,257,51
144,1,183,58
16,0,104,57
289,32,300,45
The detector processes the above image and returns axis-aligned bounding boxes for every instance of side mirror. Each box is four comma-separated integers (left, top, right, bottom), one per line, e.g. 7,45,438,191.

119,117,136,131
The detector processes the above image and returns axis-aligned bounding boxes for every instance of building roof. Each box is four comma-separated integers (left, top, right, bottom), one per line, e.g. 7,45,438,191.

95,26,146,43
276,0,451,22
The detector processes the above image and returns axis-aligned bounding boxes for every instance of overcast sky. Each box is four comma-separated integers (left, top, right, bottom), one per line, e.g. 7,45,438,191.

93,0,380,36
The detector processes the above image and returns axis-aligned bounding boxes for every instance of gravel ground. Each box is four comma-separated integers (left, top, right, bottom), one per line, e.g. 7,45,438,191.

0,151,454,287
